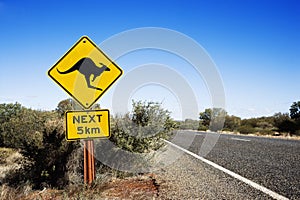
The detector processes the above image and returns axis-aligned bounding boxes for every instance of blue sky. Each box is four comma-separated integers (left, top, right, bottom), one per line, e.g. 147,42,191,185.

0,0,299,119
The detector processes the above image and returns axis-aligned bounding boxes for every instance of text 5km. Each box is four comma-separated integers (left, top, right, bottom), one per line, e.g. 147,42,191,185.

76,126,101,134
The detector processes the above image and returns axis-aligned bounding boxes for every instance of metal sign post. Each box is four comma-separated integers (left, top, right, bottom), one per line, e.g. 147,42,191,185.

84,140,95,184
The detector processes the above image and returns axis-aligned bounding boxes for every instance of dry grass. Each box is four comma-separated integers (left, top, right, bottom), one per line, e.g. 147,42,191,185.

0,148,23,183
0,184,33,200
0,174,158,200
0,148,158,199
0,148,19,164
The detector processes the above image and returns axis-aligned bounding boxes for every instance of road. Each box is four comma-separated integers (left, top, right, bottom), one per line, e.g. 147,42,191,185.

168,131,300,199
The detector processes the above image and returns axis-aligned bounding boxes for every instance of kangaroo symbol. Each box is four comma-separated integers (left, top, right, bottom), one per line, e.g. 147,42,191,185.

57,57,110,91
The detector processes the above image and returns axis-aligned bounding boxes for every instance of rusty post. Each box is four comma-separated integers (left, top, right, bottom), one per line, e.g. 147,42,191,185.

84,140,87,184
88,140,93,184
84,140,95,185
91,140,95,180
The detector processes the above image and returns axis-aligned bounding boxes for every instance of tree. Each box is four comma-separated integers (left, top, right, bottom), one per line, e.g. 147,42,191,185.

199,108,226,131
0,102,23,124
56,99,73,117
290,101,300,120
273,112,296,134
288,101,300,135
199,108,212,129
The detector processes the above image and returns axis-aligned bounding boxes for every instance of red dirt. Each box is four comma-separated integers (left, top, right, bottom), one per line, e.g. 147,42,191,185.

19,174,159,199
101,174,159,199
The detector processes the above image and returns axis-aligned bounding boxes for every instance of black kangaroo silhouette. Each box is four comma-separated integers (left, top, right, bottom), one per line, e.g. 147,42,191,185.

57,57,110,91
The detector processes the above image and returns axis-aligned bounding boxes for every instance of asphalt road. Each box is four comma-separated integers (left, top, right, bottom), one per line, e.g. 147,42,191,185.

169,131,300,199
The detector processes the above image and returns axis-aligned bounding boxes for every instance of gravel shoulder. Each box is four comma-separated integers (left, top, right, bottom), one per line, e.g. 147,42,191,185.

154,144,272,200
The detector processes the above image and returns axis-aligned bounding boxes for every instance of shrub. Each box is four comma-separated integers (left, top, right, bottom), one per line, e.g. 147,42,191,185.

1,104,80,189
237,125,256,134
198,123,208,131
179,119,199,130
4,117,80,189
109,101,176,153
257,128,274,135
273,112,297,134
0,107,50,149
0,103,23,124
223,115,241,132
0,103,23,146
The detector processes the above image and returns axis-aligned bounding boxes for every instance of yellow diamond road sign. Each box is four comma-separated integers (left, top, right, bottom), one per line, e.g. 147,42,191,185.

65,110,110,141
48,36,123,109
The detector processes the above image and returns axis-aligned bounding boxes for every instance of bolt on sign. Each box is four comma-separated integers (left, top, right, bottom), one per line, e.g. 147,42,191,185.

48,36,123,109
65,110,110,141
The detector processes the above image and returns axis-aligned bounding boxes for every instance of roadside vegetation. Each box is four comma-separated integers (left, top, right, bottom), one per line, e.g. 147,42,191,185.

195,101,300,137
0,99,175,199
0,100,299,198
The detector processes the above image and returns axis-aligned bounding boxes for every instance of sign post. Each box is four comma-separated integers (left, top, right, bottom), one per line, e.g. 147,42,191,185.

84,140,95,184
47,36,123,185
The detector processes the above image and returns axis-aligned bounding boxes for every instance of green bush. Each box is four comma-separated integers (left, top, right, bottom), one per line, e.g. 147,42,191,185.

4,117,80,189
257,128,274,135
223,115,241,132
237,125,256,134
0,103,23,146
273,112,297,134
109,101,176,153
198,123,208,131
0,103,23,123
0,107,50,149
1,102,81,189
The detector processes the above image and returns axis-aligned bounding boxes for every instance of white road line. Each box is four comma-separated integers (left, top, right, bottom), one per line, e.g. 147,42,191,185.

231,137,251,142
163,139,289,200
